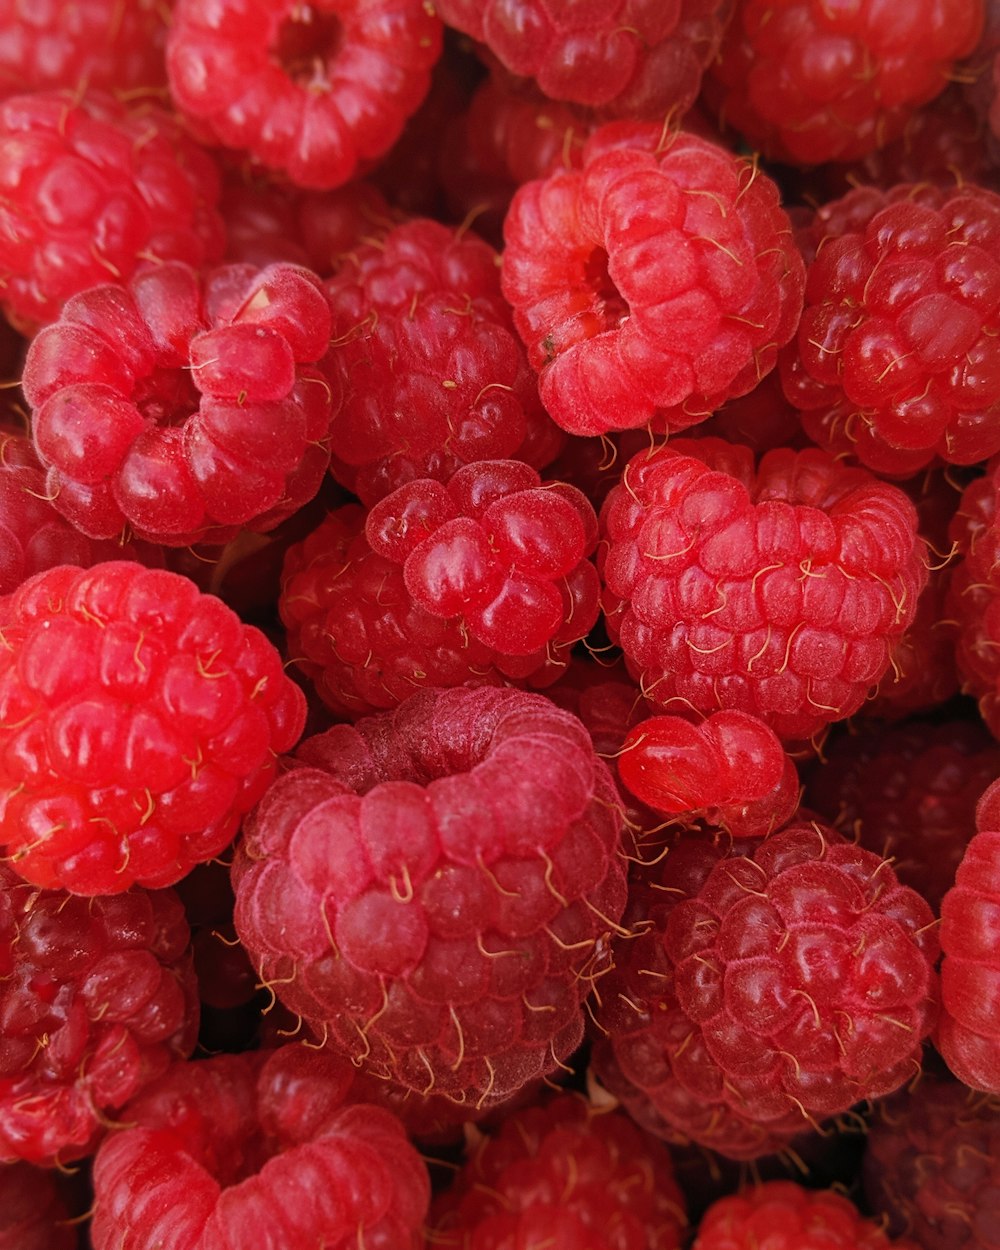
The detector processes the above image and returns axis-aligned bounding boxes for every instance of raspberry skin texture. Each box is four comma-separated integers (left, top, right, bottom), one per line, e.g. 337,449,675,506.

0,1162,75,1249
429,1093,687,1249
598,438,928,743
90,1046,430,1250
21,260,334,547
500,123,805,437
231,686,628,1107
0,90,225,334
591,824,940,1160
279,462,600,717
780,182,1000,475
0,562,307,895
703,0,985,166
166,0,443,190
323,217,562,506
0,865,198,1166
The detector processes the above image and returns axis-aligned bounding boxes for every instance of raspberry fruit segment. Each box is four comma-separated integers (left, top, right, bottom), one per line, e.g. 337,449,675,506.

0,1162,75,1248
0,562,306,894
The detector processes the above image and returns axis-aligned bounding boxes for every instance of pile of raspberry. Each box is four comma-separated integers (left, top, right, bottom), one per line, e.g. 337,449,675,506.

4,1,1000,1247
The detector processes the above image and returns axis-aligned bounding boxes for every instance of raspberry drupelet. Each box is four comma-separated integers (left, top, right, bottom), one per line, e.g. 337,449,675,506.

0,562,307,895
166,0,443,190
231,686,628,1107
0,1162,76,1249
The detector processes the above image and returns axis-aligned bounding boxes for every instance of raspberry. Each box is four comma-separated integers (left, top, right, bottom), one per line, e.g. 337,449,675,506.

863,1069,1000,1250
703,0,984,166
0,562,306,895
429,1093,687,1249
693,371,810,457
591,824,940,1159
0,865,197,1166
0,1162,75,1249
166,0,443,190
598,438,928,743
693,1180,921,1250
780,182,1000,476
0,90,225,333
90,1045,430,1250
280,461,600,716
501,123,805,438
22,260,334,546
322,217,562,506
231,686,628,1106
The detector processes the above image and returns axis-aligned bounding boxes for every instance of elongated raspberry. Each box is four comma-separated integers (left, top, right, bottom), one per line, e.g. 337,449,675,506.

0,866,197,1166
91,1046,430,1250
703,0,984,165
599,438,928,743
591,824,940,1159
0,562,306,895
430,1093,687,1249
0,90,224,333
167,0,443,190
22,260,333,546
0,1162,75,1249
501,123,805,437
280,461,600,716
231,686,628,1106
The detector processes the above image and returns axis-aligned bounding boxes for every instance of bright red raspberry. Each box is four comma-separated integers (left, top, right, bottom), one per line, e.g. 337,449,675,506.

591,825,940,1159
429,1093,687,1248
501,123,805,437
0,866,197,1166
280,461,600,717
166,0,443,190
0,90,225,334
90,1046,430,1250
863,1068,1000,1250
21,260,333,546
0,1162,75,1249
598,438,928,743
231,687,628,1107
703,0,984,166
781,182,1000,476
0,562,306,895
323,217,562,506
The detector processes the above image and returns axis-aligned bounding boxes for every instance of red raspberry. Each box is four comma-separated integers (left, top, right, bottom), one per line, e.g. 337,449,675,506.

0,562,306,895
323,217,562,506
0,1162,75,1249
693,371,810,457
280,461,600,717
501,123,805,437
0,865,197,1166
22,260,333,546
591,824,940,1159
429,1093,687,1248
231,686,628,1106
91,1046,430,1250
0,90,224,334
781,182,1000,476
693,1180,921,1249
863,1069,1000,1250
703,0,984,166
435,0,732,121
166,0,443,190
598,438,928,743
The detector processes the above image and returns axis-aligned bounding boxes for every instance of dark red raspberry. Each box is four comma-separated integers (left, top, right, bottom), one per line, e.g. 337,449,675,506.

91,1046,430,1250
231,686,628,1107
781,182,1000,476
0,562,306,895
167,0,443,190
0,865,197,1166
598,438,928,743
0,90,225,334
0,1162,75,1249
322,217,562,506
501,123,805,437
591,824,940,1159
703,0,984,166
863,1069,1000,1250
693,371,810,457
280,461,600,717
430,1093,687,1248
22,260,333,546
